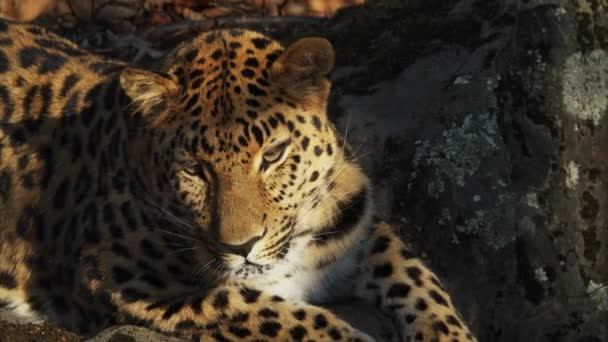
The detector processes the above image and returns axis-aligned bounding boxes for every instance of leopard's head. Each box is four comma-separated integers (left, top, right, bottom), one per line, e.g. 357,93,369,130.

120,30,370,282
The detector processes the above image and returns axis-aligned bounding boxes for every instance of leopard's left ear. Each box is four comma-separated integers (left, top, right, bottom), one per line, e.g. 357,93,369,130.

120,68,178,125
269,37,334,104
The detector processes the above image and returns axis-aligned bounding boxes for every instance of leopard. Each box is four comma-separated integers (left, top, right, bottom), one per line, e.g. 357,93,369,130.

0,19,478,342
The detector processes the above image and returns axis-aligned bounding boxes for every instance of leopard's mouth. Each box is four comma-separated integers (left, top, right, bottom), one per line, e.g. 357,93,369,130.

230,261,274,280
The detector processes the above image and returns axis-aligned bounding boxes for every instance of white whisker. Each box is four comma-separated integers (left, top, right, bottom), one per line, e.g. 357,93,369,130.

168,247,198,254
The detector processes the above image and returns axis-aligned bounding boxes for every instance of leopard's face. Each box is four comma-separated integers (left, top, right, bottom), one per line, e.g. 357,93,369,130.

121,30,368,283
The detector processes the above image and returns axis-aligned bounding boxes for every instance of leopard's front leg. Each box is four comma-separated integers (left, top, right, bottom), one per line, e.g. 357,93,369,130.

115,285,375,342
355,222,477,342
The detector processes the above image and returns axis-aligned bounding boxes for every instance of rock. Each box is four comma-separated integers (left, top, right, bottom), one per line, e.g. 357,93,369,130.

332,0,608,341
86,325,185,342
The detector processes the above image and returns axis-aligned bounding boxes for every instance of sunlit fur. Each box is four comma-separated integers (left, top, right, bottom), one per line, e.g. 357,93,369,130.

0,22,477,341
120,30,373,299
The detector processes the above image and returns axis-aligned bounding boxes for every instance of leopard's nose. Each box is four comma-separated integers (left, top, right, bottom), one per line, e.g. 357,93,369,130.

220,228,266,257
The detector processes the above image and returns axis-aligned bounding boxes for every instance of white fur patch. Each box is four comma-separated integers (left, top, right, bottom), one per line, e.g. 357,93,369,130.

283,239,363,303
244,215,370,303
0,298,46,324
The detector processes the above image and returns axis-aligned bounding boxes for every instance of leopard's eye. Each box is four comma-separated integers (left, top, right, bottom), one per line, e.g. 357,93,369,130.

263,146,285,164
183,166,197,176
261,140,290,170
183,163,206,180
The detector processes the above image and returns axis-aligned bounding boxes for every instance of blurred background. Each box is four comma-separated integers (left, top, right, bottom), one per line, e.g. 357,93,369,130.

0,0,363,62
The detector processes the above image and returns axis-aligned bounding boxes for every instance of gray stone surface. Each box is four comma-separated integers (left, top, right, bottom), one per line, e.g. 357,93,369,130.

87,325,185,342
331,0,608,341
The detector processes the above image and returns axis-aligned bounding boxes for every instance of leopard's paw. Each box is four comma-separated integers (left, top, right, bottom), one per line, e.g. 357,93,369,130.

276,306,376,342
402,314,476,342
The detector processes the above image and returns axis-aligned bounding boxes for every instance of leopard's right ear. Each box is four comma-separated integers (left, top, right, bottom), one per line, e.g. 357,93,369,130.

269,37,334,105
119,68,178,125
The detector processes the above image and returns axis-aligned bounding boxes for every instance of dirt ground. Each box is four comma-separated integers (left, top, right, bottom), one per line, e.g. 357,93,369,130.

0,320,82,342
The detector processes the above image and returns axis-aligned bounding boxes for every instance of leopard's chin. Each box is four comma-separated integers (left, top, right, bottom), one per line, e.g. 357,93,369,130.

227,261,274,281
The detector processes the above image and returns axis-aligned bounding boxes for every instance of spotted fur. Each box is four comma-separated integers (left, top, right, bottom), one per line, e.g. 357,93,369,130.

0,20,477,341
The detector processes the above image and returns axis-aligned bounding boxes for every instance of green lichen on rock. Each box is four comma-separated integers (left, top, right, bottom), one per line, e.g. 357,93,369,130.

587,280,608,312
412,112,500,196
410,112,515,249
456,192,514,249
561,49,608,125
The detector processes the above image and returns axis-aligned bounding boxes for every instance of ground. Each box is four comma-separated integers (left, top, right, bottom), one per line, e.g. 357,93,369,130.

0,320,81,341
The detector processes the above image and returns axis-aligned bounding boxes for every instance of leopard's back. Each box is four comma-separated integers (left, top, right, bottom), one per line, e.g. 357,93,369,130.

0,20,128,332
